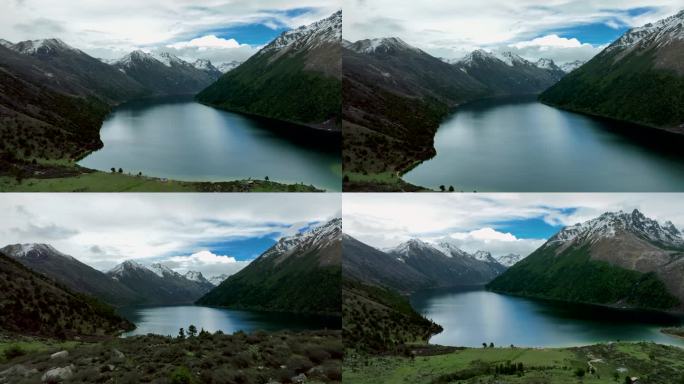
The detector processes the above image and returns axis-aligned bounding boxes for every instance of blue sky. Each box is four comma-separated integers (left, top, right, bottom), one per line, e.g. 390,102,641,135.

1,1,340,62
344,194,684,257
345,1,682,64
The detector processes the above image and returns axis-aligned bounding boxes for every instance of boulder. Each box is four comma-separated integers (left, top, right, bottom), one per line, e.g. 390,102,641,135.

50,351,69,359
0,364,38,379
41,364,75,382
291,373,307,383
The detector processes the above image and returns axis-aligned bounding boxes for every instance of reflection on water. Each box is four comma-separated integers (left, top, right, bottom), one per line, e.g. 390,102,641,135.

411,287,684,348
118,305,341,337
404,97,684,191
79,96,341,191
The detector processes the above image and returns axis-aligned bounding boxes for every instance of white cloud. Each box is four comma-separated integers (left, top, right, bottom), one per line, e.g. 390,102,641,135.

434,228,545,257
167,35,246,50
511,35,585,49
344,0,682,63
343,193,684,257
0,0,340,61
0,194,339,272
163,250,250,279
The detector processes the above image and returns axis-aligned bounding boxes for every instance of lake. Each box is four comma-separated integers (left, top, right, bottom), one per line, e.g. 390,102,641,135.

411,287,684,348
403,97,684,191
118,305,341,337
78,96,341,191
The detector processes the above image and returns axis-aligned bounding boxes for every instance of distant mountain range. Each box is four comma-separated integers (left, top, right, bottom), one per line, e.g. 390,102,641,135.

540,10,684,132
342,234,516,351
197,10,342,131
0,38,223,165
342,37,574,190
1,243,215,306
0,249,133,338
197,218,342,315
489,209,684,311
110,50,221,95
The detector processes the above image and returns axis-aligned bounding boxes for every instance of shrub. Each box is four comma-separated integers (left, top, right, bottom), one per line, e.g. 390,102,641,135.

171,366,194,384
3,344,26,360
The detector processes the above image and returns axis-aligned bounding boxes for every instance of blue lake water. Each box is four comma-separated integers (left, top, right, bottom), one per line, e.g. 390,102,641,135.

404,97,684,192
79,96,341,191
411,287,684,348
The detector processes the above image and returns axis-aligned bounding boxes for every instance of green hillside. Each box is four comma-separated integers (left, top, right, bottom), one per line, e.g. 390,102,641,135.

487,244,679,310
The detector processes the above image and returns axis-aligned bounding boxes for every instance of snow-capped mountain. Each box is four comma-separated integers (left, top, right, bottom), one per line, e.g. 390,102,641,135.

197,217,341,314
107,260,213,304
491,209,684,311
607,9,684,54
150,262,179,278
535,58,563,72
0,38,14,48
0,243,73,260
262,9,341,54
347,37,422,55
471,250,500,264
496,253,523,267
9,38,80,55
112,49,220,94
1,244,141,306
385,238,506,285
548,209,684,249
196,10,341,130
559,60,584,73
261,217,341,260
216,61,242,73
208,273,229,286
540,10,684,130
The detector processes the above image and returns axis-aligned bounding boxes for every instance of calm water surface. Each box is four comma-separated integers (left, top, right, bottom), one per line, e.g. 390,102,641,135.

118,305,341,337
411,287,684,348
404,97,684,191
79,96,341,191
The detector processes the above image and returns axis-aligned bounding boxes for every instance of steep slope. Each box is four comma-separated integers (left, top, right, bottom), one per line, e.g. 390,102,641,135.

342,234,432,293
387,239,505,286
197,218,342,315
452,50,564,95
540,10,684,132
342,234,442,351
107,260,213,305
113,50,219,95
1,243,140,306
7,38,147,103
0,251,133,338
0,44,115,161
488,210,684,310
343,37,488,187
197,11,341,130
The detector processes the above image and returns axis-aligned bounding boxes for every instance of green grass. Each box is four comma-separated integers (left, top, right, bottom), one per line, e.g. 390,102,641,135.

0,171,322,192
343,342,684,384
0,340,80,363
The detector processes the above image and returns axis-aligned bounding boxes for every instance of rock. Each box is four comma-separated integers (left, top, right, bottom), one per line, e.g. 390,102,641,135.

291,373,307,383
107,364,115,371
50,351,69,359
41,365,74,382
112,349,125,359
0,364,38,378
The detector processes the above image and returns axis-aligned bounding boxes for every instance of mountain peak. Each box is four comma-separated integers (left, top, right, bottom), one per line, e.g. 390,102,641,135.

11,38,77,55
262,10,341,53
347,37,421,54
108,260,147,276
0,243,68,259
261,217,341,260
550,209,684,248
607,10,684,52
149,262,178,278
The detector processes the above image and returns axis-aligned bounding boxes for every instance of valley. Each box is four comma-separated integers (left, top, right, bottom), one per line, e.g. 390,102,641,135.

342,197,684,382
0,209,343,383
342,10,684,192
0,10,343,192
